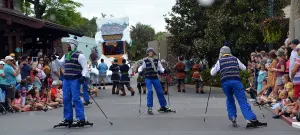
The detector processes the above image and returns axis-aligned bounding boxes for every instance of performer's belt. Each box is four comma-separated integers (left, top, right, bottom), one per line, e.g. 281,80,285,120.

121,72,129,75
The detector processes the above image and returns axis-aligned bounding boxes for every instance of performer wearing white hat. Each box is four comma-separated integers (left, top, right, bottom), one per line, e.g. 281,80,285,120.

210,45,267,128
53,37,91,127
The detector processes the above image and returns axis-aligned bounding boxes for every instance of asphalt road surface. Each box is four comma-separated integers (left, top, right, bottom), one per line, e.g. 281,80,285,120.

1,76,299,135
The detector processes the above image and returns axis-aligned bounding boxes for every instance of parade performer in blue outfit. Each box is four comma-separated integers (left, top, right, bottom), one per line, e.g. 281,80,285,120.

138,48,174,115
210,45,267,128
53,37,92,127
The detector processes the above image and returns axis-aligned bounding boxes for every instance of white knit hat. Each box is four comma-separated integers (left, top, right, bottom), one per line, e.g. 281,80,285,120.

219,46,232,58
64,38,78,51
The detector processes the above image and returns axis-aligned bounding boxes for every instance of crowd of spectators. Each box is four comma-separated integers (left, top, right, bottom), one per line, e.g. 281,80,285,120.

0,52,97,114
246,39,300,120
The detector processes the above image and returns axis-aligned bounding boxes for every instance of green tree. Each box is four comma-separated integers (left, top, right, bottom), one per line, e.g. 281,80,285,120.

128,22,155,60
22,0,82,19
165,0,289,66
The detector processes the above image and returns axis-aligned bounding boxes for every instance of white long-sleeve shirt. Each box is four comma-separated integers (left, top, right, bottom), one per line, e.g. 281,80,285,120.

55,54,89,77
210,58,246,76
138,59,165,73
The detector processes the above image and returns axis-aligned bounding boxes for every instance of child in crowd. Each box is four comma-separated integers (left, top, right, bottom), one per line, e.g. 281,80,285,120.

273,91,292,119
257,64,267,93
20,80,28,106
49,81,63,104
39,87,59,109
281,74,294,100
11,92,31,112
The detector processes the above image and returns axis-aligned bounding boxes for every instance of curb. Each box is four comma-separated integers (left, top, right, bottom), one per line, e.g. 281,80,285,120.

269,107,300,129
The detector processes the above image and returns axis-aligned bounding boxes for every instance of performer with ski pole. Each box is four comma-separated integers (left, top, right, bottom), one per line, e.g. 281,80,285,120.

210,45,267,128
53,37,93,128
138,48,175,115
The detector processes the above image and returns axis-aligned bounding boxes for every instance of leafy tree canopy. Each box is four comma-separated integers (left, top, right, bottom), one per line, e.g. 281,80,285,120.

165,0,289,65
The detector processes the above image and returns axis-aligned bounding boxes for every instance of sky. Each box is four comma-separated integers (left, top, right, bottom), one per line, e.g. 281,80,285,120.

75,0,176,33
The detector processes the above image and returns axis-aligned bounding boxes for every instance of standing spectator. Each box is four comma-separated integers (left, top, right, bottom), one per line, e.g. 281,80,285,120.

289,39,300,79
272,48,286,100
90,50,98,68
50,57,60,81
4,56,20,108
257,64,267,93
291,44,300,102
98,59,108,89
266,50,277,91
285,47,293,74
20,55,32,80
0,61,6,94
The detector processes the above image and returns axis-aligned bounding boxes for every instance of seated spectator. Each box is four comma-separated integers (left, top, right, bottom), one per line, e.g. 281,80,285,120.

26,76,34,91
273,91,292,119
20,80,28,106
50,81,63,104
39,87,59,109
25,89,47,111
11,92,31,112
33,70,42,98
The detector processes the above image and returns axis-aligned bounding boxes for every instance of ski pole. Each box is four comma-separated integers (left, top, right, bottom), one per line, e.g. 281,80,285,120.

204,79,212,122
88,92,113,126
167,82,171,107
139,83,141,113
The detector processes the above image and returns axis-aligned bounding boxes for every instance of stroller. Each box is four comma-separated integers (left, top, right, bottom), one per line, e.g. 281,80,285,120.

0,88,6,114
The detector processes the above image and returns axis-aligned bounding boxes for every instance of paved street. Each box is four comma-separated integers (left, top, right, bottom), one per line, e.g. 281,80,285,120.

1,77,300,135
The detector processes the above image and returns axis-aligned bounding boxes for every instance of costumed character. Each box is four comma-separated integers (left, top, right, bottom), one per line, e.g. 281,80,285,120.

138,48,173,115
159,59,170,95
53,37,92,127
210,45,267,128
119,59,135,96
136,60,146,94
175,57,186,92
192,62,204,94
109,59,123,95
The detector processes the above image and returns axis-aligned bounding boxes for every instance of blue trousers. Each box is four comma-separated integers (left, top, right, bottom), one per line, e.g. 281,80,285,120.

82,78,90,102
146,78,167,107
63,79,85,121
221,80,257,121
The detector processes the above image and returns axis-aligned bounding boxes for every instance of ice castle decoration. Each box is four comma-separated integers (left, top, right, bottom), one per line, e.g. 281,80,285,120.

95,17,132,46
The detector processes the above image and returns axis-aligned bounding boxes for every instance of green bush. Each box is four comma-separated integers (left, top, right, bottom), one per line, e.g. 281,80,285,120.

200,69,251,88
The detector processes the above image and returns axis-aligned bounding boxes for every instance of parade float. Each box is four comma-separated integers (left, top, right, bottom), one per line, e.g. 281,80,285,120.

95,17,133,82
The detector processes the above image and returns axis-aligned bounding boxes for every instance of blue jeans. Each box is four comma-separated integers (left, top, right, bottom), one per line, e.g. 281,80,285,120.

145,78,167,107
63,79,85,121
221,80,257,121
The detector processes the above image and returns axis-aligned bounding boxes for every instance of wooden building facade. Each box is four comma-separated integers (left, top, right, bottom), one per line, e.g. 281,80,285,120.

0,0,82,58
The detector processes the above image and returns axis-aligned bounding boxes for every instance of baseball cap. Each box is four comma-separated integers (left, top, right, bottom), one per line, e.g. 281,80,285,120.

5,56,14,61
0,61,5,65
292,39,299,45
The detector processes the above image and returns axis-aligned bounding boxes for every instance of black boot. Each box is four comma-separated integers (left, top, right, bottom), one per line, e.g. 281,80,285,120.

53,119,73,128
231,117,238,127
245,120,267,128
84,101,92,106
148,107,153,115
158,106,172,112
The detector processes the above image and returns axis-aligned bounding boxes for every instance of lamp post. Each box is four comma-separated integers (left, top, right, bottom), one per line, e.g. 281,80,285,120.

268,0,274,50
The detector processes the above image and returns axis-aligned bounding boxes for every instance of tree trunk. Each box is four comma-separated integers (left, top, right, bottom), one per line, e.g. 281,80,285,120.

289,0,295,40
